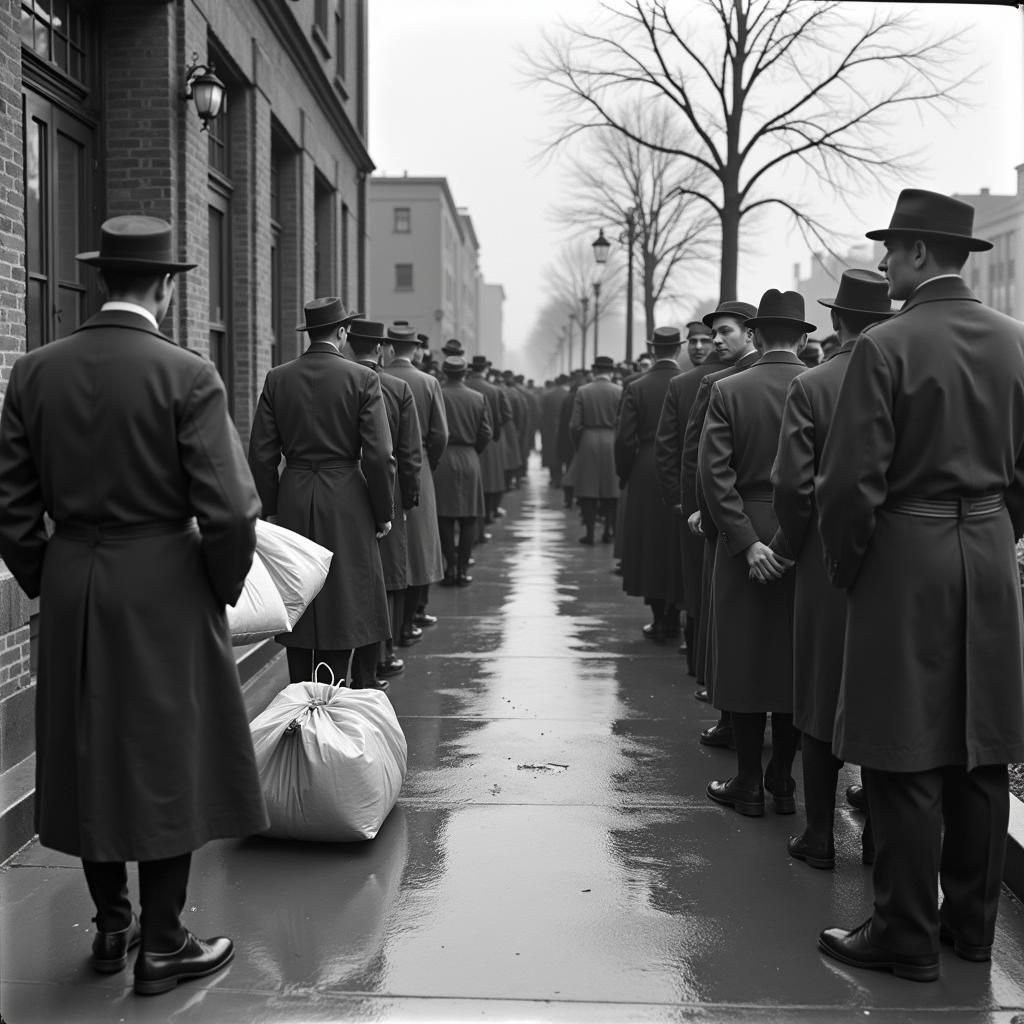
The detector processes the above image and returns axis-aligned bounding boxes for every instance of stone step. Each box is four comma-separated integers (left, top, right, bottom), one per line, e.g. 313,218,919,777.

0,640,284,866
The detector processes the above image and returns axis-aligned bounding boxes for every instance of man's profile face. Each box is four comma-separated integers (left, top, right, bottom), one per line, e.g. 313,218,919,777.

688,330,712,365
711,316,751,364
878,239,917,302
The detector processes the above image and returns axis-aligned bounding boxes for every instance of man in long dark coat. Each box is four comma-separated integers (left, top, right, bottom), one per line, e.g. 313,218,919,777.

384,325,448,635
435,355,492,584
817,190,1024,981
655,322,721,673
769,270,892,871
249,309,395,689
557,369,586,508
569,356,621,544
540,375,570,486
680,301,759,739
699,290,811,818
466,355,507,528
617,328,685,638
348,329,422,679
0,216,267,993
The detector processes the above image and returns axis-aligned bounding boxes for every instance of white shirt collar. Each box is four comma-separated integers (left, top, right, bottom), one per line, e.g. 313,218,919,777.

101,301,160,330
912,273,962,297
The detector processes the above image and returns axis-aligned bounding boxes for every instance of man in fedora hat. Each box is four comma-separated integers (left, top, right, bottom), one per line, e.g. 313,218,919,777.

617,328,686,639
540,373,571,488
466,354,512,528
700,289,810,819
434,355,492,585
816,190,1024,980
383,324,448,634
557,367,586,510
0,215,267,993
769,269,893,872
570,355,622,545
679,300,759,732
654,316,723,674
249,308,395,691
346,322,423,678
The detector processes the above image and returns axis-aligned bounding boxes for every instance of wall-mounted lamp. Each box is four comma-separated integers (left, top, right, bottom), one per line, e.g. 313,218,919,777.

183,53,226,133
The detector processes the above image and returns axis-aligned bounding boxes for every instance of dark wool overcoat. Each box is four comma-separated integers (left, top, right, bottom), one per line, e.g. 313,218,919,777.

769,346,852,743
249,342,395,649
617,360,684,603
540,384,569,472
466,372,506,495
434,380,492,517
503,383,527,473
699,352,806,712
373,364,423,593
683,350,761,686
569,377,621,498
384,358,447,586
654,358,722,615
0,310,268,860
817,277,1024,771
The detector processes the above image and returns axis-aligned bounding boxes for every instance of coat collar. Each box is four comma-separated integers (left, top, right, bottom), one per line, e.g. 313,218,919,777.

303,341,344,356
74,309,174,344
901,275,979,312
755,350,805,366
735,348,761,370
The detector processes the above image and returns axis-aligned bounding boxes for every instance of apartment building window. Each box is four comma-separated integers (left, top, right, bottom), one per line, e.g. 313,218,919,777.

20,0,91,84
394,207,410,233
313,0,330,56
315,172,336,299
395,263,413,291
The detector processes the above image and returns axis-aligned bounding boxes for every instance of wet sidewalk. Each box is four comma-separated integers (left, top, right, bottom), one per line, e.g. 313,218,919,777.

3,460,1024,1023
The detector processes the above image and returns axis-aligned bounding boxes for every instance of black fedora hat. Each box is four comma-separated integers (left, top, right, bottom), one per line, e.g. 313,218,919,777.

649,326,682,347
442,338,465,356
442,354,467,373
702,300,758,329
386,323,417,342
747,290,816,333
818,269,895,318
592,355,616,372
469,355,490,370
416,333,430,348
346,319,386,343
686,321,712,337
296,296,361,332
76,215,196,272
866,189,992,252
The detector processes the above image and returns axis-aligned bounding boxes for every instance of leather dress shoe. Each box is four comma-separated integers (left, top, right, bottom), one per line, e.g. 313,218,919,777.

439,573,457,587
413,612,437,628
495,506,507,517
398,626,422,647
134,932,235,995
642,621,666,640
376,655,405,677
846,784,867,812
706,777,765,817
939,925,992,962
456,573,472,586
479,531,492,542
694,688,709,703
677,642,688,655
818,920,939,982
787,832,835,870
92,914,141,973
699,722,735,749
765,775,797,815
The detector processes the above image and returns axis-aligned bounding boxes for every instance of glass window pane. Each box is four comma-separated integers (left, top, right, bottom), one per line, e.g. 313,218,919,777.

26,278,45,351
58,284,83,337
56,131,82,283
25,117,45,276
208,207,224,323
33,15,49,61
20,7,34,48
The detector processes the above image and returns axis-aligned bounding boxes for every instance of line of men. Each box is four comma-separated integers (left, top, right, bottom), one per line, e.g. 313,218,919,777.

542,188,1024,983
248,308,540,691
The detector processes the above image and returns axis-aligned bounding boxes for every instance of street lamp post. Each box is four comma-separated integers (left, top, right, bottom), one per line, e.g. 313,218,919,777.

593,280,601,357
623,209,636,364
591,228,610,361
580,295,590,367
568,312,577,371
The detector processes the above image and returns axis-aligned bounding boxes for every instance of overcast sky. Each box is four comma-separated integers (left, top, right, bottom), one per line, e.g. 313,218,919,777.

368,1,1023,367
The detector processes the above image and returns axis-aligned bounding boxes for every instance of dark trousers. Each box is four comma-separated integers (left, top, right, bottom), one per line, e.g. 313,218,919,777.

579,498,616,540
731,711,800,791
438,516,475,574
684,614,697,676
285,645,378,688
863,763,1008,956
82,852,191,954
380,590,401,661
403,584,427,630
484,492,502,521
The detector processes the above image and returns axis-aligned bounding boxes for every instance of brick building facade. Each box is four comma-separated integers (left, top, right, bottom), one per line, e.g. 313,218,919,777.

0,0,371,852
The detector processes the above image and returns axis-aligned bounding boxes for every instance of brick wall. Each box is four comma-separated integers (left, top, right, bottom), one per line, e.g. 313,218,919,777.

0,0,24,401
0,625,31,703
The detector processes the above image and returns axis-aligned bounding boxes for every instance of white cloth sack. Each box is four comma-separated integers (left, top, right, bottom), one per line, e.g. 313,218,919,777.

250,672,408,841
253,518,333,629
227,551,290,645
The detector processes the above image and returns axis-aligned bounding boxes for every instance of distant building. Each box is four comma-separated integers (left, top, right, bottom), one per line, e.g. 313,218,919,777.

955,165,1024,321
368,176,497,355
793,242,884,334
477,283,506,368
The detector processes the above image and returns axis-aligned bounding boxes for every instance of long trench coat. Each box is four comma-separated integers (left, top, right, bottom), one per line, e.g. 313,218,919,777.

769,347,852,743
540,384,569,473
383,358,448,586
569,377,621,498
699,351,806,712
249,342,395,650
818,277,1024,771
434,380,492,517
466,372,506,495
0,311,268,860
617,360,684,603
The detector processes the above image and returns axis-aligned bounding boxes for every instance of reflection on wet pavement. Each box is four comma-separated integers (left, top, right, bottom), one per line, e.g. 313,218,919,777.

3,460,1024,1023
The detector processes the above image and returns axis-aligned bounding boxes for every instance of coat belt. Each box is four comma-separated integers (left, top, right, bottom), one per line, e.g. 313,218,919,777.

54,518,196,546
885,494,1005,520
288,458,359,472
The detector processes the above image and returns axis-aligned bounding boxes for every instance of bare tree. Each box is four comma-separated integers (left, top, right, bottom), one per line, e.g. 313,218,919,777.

527,0,970,300
555,102,717,339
